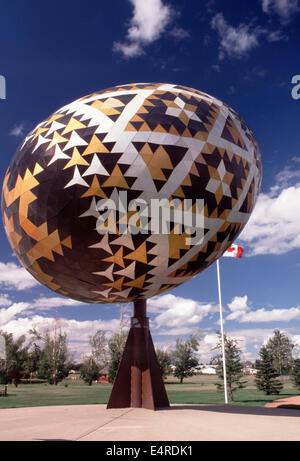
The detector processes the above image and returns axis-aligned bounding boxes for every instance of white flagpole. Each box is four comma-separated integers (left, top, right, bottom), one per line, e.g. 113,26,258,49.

216,259,228,404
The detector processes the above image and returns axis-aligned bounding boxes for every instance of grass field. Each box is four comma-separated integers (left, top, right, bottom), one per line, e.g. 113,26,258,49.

0,375,299,409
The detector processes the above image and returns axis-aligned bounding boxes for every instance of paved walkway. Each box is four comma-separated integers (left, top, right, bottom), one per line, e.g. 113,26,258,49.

265,395,300,408
0,404,299,441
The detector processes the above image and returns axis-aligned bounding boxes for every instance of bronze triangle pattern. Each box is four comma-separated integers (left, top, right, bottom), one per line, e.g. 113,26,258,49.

2,83,262,303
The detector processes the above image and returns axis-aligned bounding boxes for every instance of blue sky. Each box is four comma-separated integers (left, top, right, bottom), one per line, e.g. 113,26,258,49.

0,0,300,362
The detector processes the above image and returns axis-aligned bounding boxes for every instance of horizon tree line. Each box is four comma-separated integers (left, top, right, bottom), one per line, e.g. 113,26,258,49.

0,326,299,401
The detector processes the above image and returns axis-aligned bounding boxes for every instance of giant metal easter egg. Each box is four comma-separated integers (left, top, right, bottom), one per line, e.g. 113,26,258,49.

1,83,262,303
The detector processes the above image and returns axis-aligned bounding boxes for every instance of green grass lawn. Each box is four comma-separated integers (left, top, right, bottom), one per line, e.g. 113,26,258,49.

0,375,299,409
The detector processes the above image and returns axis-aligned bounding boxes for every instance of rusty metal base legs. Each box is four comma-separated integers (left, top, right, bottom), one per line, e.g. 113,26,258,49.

107,300,170,410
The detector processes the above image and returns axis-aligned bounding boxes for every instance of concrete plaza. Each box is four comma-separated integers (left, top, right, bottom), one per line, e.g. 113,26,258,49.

0,403,299,441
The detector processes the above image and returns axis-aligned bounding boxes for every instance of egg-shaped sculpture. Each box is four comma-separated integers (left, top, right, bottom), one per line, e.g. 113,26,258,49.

1,83,262,303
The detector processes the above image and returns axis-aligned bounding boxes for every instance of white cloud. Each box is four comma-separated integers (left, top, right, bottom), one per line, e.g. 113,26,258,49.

0,290,216,355
266,29,287,42
113,0,174,58
30,296,85,312
191,333,218,363
9,123,25,137
226,295,251,321
148,293,217,332
56,317,121,341
228,85,236,95
201,331,252,363
292,335,300,348
153,326,199,336
239,185,300,256
272,163,300,192
229,306,300,323
201,328,283,362
200,331,248,362
226,328,271,353
262,0,299,23
0,261,39,290
228,296,250,312
0,294,13,307
251,66,266,78
206,0,216,13
225,295,300,323
0,314,122,360
211,13,263,60
211,63,221,73
228,328,300,360
169,27,190,40
113,41,144,58
244,66,267,81
239,160,300,256
0,302,30,326
211,10,289,61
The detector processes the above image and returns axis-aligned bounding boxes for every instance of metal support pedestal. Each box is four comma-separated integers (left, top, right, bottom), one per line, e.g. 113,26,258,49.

107,299,170,410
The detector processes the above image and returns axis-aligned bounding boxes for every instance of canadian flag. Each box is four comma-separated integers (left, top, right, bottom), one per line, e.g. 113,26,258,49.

223,244,244,258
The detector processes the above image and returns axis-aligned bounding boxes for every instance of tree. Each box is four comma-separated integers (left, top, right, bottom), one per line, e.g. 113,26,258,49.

291,358,300,390
156,348,172,381
255,345,283,395
23,343,42,381
108,331,127,383
172,333,200,384
0,331,29,386
30,327,71,385
89,330,109,374
37,359,52,382
80,358,100,386
79,330,110,385
265,330,294,375
212,332,247,401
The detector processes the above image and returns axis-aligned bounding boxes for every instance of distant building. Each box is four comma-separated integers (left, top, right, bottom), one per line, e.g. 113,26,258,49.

67,370,80,381
199,365,217,375
97,366,110,383
243,366,257,375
